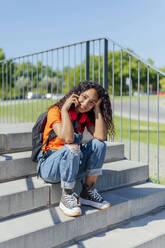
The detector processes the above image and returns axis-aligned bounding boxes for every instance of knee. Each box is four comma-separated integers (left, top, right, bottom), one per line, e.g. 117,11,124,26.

92,138,107,152
65,144,81,155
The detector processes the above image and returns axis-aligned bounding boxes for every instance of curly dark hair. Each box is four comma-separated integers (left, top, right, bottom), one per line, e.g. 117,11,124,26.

49,81,114,137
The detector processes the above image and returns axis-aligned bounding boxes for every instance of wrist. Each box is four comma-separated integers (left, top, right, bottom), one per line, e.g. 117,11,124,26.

94,106,101,113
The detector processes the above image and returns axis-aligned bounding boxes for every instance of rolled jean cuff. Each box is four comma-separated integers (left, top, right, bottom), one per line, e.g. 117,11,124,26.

61,180,76,189
86,168,102,176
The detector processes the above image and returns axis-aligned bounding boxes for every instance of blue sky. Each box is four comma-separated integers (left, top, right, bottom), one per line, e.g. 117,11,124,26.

1,0,165,68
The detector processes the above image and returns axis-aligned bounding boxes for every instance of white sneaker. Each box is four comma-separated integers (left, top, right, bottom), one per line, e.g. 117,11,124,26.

59,189,82,217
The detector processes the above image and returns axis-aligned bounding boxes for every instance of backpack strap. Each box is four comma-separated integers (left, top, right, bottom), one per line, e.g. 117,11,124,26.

42,129,57,148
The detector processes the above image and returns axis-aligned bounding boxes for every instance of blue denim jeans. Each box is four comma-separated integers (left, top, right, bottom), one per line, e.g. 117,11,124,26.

37,138,106,189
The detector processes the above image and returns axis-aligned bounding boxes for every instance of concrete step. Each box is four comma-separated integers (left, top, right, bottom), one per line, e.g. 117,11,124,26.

0,132,32,153
0,142,124,182
0,123,34,134
50,160,149,205
0,123,33,153
0,182,165,248
0,176,50,219
0,160,148,219
67,208,165,248
0,151,36,182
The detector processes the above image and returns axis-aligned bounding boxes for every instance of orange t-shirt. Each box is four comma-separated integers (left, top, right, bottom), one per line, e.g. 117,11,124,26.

42,105,93,152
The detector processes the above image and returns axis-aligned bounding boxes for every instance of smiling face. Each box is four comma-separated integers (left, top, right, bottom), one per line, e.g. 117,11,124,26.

75,88,99,113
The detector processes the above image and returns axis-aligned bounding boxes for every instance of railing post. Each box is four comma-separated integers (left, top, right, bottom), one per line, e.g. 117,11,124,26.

157,72,160,184
85,41,90,81
103,39,108,91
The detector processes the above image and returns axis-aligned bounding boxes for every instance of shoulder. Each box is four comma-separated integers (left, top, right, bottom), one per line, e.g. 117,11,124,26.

47,105,62,125
48,105,61,115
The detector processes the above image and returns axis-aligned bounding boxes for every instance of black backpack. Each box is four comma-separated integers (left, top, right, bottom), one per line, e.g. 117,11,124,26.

31,112,57,162
31,111,87,162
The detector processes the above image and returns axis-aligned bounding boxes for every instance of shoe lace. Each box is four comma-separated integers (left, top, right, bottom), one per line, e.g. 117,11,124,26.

88,188,103,202
64,192,79,208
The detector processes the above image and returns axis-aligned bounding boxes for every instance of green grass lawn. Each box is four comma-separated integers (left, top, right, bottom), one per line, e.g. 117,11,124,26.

0,99,55,122
114,95,165,101
114,116,165,147
1,99,165,147
150,176,165,185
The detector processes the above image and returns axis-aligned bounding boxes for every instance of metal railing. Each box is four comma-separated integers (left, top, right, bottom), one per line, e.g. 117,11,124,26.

0,37,165,183
0,38,108,123
106,37,165,184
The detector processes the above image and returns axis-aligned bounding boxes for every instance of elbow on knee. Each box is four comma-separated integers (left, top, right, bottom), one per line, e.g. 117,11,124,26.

65,144,80,154
94,136,106,142
65,138,74,144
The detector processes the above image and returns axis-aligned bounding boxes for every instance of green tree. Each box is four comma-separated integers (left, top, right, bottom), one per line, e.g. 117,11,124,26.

0,47,165,99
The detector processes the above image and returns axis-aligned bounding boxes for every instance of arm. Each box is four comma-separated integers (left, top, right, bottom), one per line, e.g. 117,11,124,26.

87,99,107,141
52,111,74,144
52,94,79,144
94,107,107,140
60,108,74,143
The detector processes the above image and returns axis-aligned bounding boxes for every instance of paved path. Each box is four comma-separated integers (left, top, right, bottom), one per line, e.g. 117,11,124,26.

112,99,165,179
114,99,165,123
